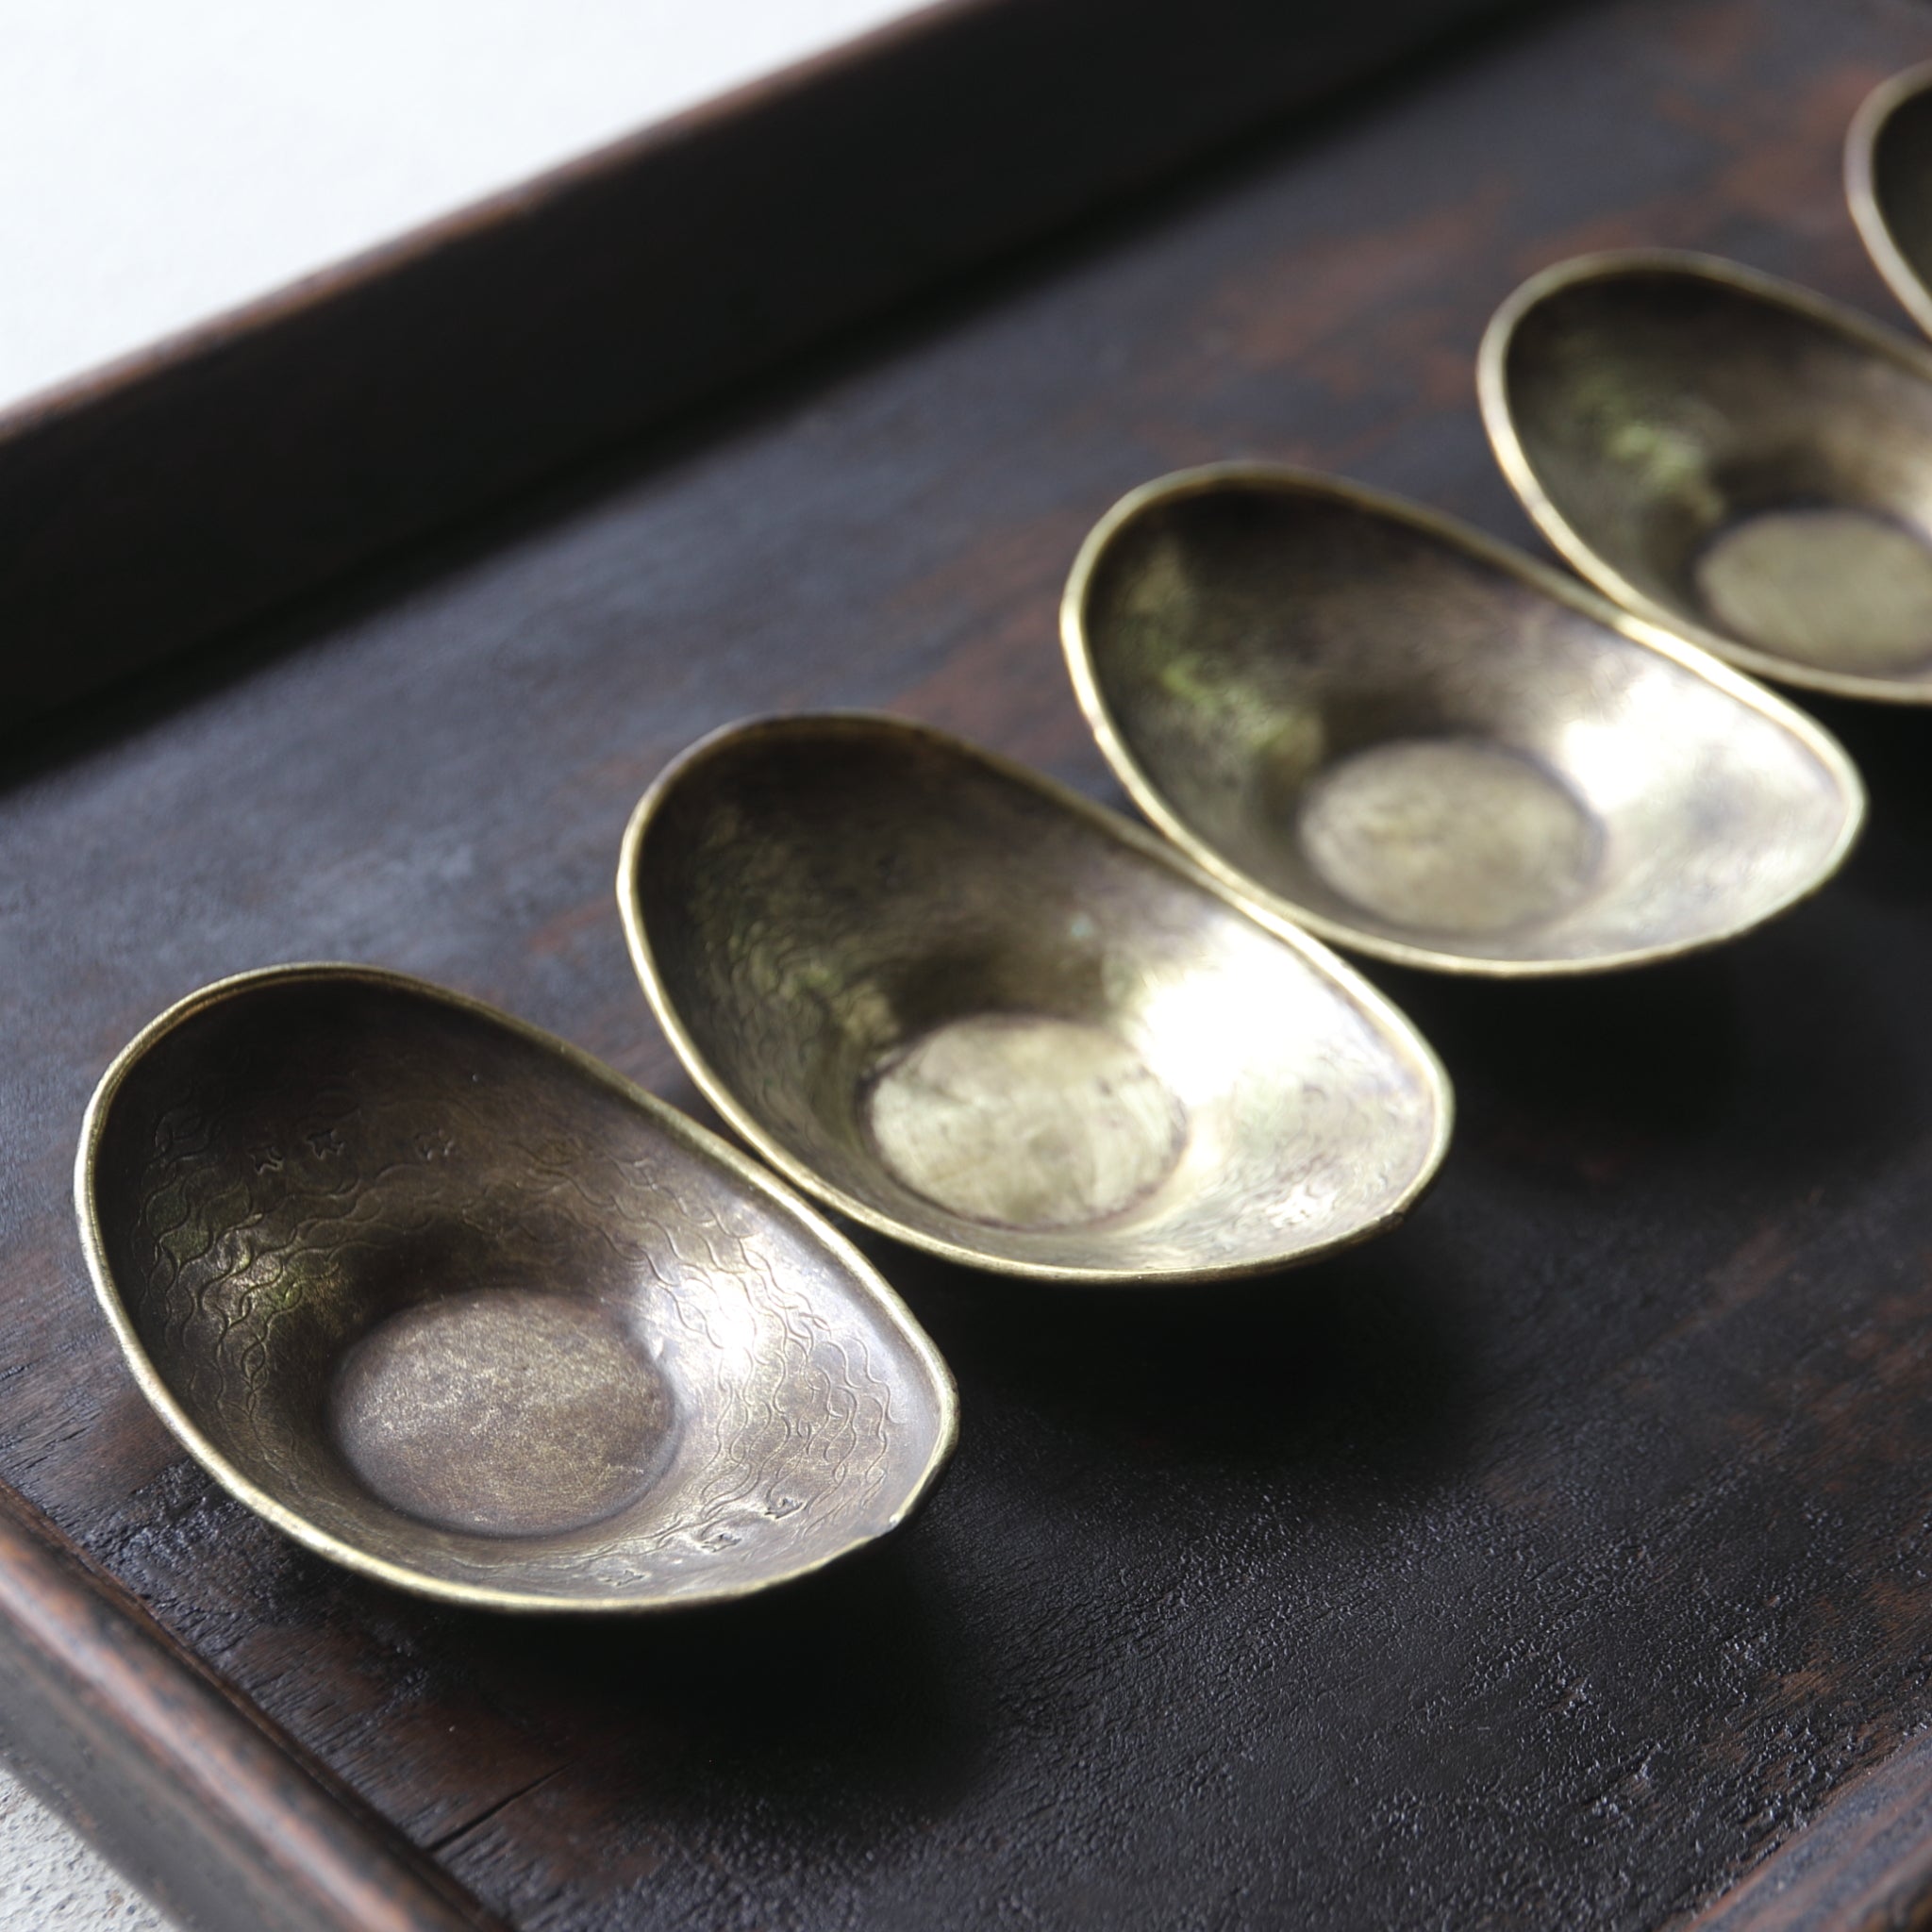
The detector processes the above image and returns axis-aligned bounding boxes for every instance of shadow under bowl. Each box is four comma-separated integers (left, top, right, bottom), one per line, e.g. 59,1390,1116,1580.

77,965,956,1610
620,714,1451,1284
1062,464,1862,974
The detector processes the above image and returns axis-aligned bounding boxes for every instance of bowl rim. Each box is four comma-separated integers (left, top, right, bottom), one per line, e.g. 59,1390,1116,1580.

1477,243,1932,705
1059,458,1866,975
617,709,1456,1285
1846,60,1932,342
75,959,960,1614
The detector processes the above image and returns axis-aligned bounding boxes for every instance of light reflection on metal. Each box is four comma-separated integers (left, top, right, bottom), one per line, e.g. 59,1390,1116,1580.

1484,249,1932,705
77,963,956,1611
1849,62,1932,343
620,713,1452,1284
1063,462,1862,976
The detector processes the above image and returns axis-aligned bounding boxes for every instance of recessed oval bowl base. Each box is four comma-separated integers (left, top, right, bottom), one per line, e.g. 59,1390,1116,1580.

620,714,1452,1284
76,965,957,1611
1482,250,1932,703
1062,465,1863,976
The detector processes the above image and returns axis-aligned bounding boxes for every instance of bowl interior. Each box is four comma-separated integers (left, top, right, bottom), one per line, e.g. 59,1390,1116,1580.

1074,481,1857,968
1499,268,1932,687
86,974,950,1607
633,722,1445,1278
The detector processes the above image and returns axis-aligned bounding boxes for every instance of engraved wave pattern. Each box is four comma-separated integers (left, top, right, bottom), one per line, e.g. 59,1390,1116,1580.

106,994,913,1595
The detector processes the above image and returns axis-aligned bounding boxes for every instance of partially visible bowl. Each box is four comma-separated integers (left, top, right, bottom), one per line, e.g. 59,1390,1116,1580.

1482,249,1932,703
1848,61,1932,341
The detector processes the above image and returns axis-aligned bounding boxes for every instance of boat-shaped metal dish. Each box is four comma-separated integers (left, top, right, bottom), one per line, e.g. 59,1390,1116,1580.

619,715,1451,1284
1481,249,1932,703
1849,61,1932,341
76,964,956,1612
1063,465,1862,976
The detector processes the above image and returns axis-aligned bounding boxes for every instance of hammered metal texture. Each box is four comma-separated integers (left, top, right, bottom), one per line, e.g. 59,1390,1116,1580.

1064,465,1863,977
621,714,1451,1283
77,967,956,1611
1482,250,1932,703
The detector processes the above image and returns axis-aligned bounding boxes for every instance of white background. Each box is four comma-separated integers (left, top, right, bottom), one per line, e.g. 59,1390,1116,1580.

0,0,920,412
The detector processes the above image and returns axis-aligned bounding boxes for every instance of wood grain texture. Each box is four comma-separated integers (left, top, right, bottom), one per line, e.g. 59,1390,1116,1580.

0,1487,505,1932
8,0,1932,1924
1666,1736,1932,1931
0,0,1516,728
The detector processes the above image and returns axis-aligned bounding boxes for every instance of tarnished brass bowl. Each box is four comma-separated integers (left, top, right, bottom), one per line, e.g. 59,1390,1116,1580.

76,965,956,1611
620,715,1451,1284
1063,465,1862,976
1482,249,1932,703
1849,61,1932,341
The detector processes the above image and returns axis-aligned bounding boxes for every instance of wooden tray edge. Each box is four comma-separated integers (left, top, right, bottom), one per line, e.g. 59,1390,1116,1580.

0,1480,508,1932
0,0,1524,731
1668,1733,1932,1932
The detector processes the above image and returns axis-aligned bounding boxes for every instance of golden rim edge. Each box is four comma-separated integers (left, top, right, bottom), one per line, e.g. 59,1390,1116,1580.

1477,244,1932,705
1847,60,1932,341
617,710,1457,1285
1058,458,1867,976
75,960,960,1614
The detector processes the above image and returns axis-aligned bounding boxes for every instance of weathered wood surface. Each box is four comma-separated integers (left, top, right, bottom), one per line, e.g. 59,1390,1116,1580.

8,0,1932,1924
0,1487,507,1932
1670,1735,1932,1931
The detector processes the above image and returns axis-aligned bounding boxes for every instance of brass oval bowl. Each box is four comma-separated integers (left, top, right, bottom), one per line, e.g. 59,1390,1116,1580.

1849,61,1932,341
619,715,1451,1284
1063,465,1862,977
76,965,957,1612
1481,249,1932,703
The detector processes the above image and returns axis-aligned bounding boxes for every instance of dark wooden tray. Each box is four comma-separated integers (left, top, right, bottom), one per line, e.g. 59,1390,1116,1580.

0,0,1510,727
8,0,1932,1926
